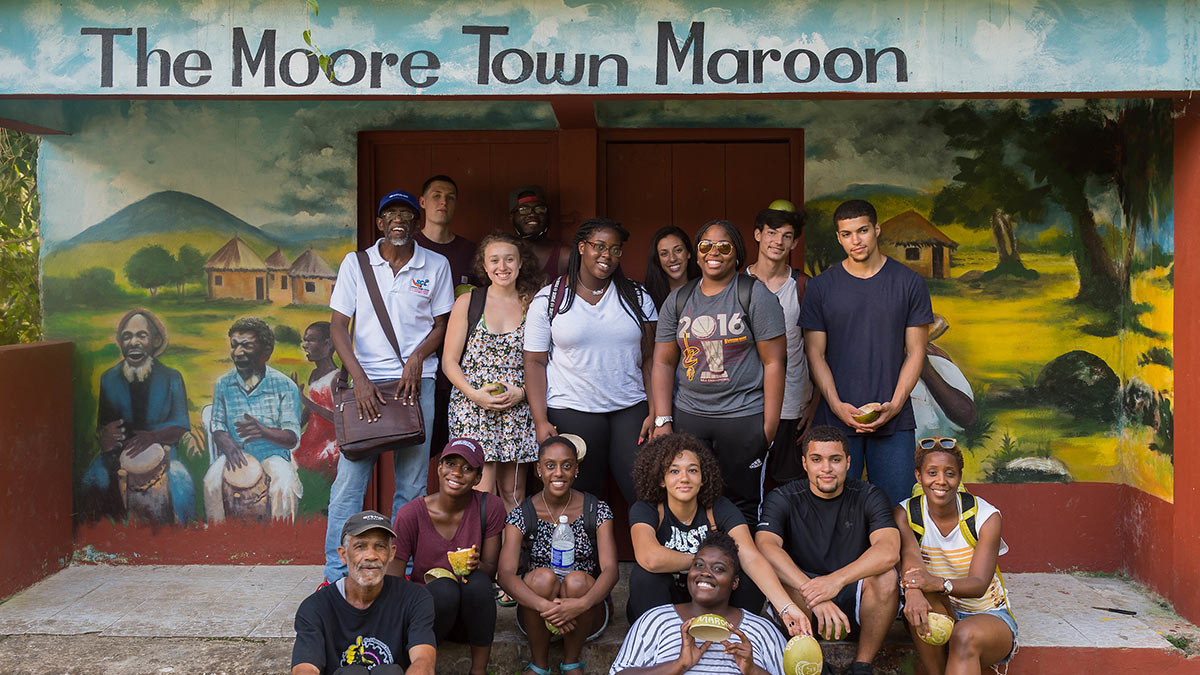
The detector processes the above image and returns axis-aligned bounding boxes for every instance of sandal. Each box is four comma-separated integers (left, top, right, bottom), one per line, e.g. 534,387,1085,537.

495,584,517,607
561,662,587,672
523,663,552,675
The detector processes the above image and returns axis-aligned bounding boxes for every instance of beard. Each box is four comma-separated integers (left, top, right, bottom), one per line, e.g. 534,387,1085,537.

387,232,411,247
122,358,154,382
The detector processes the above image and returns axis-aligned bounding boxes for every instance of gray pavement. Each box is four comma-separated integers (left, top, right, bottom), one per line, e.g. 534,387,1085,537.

0,564,1195,674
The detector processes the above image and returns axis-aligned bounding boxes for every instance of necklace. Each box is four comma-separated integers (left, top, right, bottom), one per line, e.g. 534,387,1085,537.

579,280,608,296
543,491,572,522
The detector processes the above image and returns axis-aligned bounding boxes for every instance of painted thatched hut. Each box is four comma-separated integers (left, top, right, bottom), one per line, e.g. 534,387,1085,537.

287,249,337,305
879,210,958,279
204,236,269,300
264,248,290,304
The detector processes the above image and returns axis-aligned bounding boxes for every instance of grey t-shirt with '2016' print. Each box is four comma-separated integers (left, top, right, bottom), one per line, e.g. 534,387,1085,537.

656,277,785,417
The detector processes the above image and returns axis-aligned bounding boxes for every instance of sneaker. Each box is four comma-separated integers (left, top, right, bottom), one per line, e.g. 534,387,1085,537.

846,662,875,675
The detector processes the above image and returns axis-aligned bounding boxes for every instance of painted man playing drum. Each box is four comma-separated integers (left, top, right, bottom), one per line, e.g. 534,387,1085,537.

202,316,304,521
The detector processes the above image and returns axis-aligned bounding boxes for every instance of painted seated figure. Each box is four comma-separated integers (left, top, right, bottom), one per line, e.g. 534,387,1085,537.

202,316,303,521
82,308,196,524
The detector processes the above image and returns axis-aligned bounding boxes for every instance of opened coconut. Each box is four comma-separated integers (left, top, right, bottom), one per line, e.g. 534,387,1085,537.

447,547,475,577
688,613,732,642
782,634,823,675
920,612,955,645
423,567,456,584
852,402,883,424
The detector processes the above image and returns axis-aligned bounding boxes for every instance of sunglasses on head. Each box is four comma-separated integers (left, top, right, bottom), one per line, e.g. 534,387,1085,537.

918,436,958,450
697,240,734,256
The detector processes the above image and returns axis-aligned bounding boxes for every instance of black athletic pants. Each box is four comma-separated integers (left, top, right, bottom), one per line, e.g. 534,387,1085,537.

547,401,647,504
626,564,766,624
426,571,496,647
334,665,404,674
674,409,768,527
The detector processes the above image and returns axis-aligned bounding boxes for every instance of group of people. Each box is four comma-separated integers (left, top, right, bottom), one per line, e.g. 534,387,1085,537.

293,177,1017,675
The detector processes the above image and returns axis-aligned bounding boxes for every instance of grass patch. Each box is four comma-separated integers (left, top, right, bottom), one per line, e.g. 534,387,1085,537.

1165,634,1192,652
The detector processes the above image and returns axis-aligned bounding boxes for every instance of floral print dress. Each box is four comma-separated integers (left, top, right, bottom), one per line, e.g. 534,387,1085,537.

449,313,538,463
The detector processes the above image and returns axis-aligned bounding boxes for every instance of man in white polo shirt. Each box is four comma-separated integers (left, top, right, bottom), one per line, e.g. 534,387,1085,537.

323,189,455,584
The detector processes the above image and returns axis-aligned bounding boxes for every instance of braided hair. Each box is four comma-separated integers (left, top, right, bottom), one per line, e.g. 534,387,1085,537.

557,218,648,328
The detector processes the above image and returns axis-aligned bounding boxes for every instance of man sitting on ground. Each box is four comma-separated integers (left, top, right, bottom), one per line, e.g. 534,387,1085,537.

755,425,900,675
293,511,436,675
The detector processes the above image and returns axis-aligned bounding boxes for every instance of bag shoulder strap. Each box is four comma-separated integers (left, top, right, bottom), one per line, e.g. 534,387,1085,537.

478,491,488,543
462,286,488,359
675,278,700,318
707,506,717,532
547,275,571,323
904,494,926,543
355,251,405,366
736,274,756,341
583,492,599,544
519,497,538,547
791,267,808,305
959,492,980,548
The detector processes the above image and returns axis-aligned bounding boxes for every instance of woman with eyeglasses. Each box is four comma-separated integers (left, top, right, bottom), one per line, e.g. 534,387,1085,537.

644,226,702,310
523,218,658,504
650,219,787,527
893,437,1017,675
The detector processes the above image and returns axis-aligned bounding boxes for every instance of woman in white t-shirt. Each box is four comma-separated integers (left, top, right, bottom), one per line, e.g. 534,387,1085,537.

524,218,659,503
893,437,1018,675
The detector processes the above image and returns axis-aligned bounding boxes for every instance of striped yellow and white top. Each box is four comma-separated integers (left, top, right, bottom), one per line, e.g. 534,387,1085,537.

917,495,1011,615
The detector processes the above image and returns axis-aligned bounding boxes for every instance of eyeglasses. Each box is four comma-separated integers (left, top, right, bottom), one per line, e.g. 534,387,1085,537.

380,208,417,222
697,240,734,256
583,240,623,257
918,436,958,450
515,205,548,216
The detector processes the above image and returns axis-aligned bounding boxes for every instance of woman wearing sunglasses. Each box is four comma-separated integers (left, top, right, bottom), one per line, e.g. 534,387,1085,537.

893,437,1017,675
650,219,787,527
524,218,658,504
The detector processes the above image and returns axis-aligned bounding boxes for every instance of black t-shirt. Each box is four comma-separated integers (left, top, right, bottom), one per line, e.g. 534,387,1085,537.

797,257,933,435
757,479,897,577
415,231,478,287
629,496,746,554
292,575,436,674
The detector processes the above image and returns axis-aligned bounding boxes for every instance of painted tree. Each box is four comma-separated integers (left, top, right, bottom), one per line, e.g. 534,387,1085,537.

124,245,176,297
174,244,206,294
802,205,842,276
925,103,1047,277
0,129,40,344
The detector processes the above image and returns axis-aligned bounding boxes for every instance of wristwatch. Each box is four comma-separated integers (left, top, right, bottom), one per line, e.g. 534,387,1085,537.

654,415,673,428
942,577,954,594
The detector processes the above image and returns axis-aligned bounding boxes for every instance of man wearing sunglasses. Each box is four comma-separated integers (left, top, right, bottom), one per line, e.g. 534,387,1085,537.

798,199,933,508
509,184,570,279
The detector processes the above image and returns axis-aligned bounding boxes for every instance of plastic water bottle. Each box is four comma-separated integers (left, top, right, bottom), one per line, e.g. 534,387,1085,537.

551,515,576,578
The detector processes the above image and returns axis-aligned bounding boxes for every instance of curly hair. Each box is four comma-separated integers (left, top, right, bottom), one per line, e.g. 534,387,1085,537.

697,529,741,578
229,316,275,355
643,225,701,308
471,231,546,308
633,433,724,507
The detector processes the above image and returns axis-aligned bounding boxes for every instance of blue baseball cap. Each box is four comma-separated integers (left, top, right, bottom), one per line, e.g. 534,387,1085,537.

377,189,420,217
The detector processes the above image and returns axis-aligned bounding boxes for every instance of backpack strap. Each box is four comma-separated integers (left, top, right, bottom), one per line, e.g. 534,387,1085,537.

675,278,700,318
791,267,808,306
461,286,488,360
520,497,538,548
904,494,926,544
478,491,488,545
959,492,980,548
547,275,571,323
583,492,600,546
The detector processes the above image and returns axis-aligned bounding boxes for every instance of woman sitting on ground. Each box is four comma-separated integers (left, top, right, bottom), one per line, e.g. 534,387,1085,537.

644,225,701,310
893,437,1018,675
388,438,506,675
627,433,808,638
497,435,619,675
610,530,788,674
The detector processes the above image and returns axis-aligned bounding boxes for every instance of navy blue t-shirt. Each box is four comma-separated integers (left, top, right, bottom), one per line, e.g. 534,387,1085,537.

798,257,933,436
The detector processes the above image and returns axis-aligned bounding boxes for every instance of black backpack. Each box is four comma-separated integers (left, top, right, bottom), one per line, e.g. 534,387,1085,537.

516,492,600,575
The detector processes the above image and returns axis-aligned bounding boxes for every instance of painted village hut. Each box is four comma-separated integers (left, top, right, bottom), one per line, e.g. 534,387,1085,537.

288,249,337,306
879,210,958,279
264,249,290,304
204,236,269,301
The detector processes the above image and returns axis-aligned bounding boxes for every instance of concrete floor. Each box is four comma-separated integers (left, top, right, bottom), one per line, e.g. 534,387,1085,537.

0,564,1195,673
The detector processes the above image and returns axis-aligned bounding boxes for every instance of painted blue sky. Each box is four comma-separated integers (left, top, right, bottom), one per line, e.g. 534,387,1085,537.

0,0,1194,96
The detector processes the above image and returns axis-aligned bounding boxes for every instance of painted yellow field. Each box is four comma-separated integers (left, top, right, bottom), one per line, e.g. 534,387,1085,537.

929,250,1174,500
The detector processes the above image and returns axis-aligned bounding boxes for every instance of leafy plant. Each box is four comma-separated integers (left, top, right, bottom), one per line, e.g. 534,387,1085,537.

1137,346,1173,368
303,0,334,81
0,129,41,344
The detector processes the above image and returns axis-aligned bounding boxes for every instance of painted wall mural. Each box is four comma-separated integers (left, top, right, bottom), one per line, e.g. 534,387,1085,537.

40,95,1173,534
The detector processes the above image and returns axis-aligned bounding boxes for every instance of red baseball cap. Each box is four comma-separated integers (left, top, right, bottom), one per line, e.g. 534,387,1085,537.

440,437,485,469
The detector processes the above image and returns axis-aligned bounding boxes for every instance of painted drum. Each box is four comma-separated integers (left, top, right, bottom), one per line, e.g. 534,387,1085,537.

783,634,824,675
118,442,172,524
222,454,270,520
921,612,955,646
688,613,732,642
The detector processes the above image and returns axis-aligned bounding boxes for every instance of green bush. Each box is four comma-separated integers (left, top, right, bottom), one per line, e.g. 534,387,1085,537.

0,129,41,344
